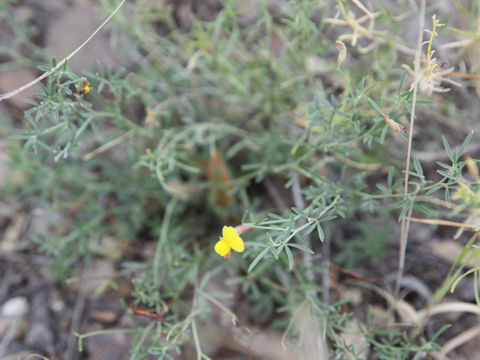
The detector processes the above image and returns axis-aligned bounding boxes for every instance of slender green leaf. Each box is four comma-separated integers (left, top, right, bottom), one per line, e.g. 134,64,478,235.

248,248,270,273
288,243,314,254
284,246,294,270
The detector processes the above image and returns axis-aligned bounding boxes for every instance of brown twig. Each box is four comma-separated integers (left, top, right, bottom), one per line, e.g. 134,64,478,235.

126,306,166,323
329,263,378,283
328,263,379,313
329,265,349,313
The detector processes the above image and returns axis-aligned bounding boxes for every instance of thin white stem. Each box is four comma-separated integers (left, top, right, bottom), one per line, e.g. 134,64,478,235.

395,0,426,298
0,0,127,102
83,129,133,161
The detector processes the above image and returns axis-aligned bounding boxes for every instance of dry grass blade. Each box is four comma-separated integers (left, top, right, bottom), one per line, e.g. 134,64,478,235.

358,281,480,332
419,302,480,332
26,354,51,360
426,240,478,269
281,301,329,359
83,130,134,161
354,281,422,327
410,217,479,230
434,323,480,359
395,0,426,298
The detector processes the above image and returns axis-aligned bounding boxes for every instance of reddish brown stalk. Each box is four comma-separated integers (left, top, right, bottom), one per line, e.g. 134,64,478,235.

126,306,166,323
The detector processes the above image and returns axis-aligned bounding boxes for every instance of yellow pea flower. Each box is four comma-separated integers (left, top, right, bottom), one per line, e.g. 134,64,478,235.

215,226,245,258
78,77,90,95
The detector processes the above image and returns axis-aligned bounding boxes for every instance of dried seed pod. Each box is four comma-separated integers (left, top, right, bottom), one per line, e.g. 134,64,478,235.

382,113,409,137
336,40,347,68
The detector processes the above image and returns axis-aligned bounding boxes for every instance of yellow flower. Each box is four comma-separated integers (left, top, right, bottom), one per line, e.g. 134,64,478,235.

78,77,90,95
215,226,245,258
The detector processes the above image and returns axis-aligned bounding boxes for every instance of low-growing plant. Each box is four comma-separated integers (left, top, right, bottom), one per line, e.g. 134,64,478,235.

1,0,480,359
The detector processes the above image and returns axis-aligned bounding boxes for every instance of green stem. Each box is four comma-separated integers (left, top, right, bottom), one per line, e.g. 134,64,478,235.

197,289,238,322
74,329,135,352
129,322,155,360
154,197,178,288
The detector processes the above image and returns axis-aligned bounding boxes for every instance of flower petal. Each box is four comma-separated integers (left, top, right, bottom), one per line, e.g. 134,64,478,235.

222,226,244,253
215,238,231,256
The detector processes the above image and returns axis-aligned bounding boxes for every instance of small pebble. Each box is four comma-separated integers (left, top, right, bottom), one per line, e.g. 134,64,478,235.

0,297,29,317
